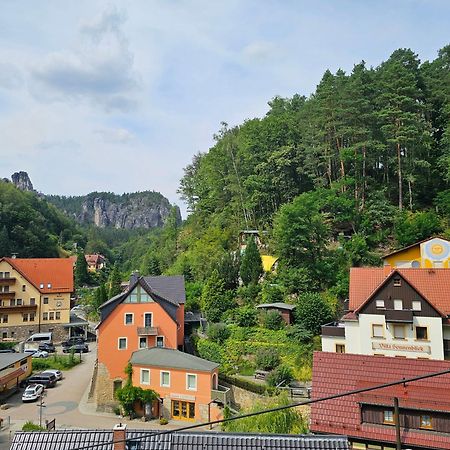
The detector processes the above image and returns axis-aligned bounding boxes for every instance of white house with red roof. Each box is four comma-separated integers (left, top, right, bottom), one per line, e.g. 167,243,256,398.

322,267,450,360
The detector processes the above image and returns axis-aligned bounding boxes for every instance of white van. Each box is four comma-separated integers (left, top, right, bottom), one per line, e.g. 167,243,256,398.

25,332,53,344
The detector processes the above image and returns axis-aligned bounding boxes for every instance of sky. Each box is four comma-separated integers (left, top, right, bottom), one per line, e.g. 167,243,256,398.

0,1,449,217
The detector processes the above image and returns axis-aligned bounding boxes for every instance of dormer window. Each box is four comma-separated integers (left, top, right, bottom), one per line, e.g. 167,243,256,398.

376,300,385,309
39,283,44,289
393,278,401,287
412,300,422,311
394,299,403,310
47,283,52,289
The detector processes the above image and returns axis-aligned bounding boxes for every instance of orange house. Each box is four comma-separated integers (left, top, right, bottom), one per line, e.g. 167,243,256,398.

131,347,225,422
96,275,186,410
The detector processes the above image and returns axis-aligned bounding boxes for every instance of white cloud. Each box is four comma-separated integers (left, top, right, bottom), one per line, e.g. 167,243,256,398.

94,127,135,144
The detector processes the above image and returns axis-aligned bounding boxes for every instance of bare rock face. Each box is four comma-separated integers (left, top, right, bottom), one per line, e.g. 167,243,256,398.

11,172,34,192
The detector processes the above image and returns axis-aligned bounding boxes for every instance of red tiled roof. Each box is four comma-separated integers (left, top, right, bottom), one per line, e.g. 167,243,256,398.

349,267,450,314
311,352,450,449
3,258,74,293
85,254,105,265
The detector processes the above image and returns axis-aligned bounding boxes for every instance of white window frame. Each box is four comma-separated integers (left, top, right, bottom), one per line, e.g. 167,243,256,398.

412,300,422,311
160,370,170,387
372,324,384,338
156,336,165,348
124,313,134,325
118,337,127,350
393,299,403,310
143,312,153,327
375,299,385,309
139,337,147,349
140,368,150,385
393,324,405,339
186,373,197,391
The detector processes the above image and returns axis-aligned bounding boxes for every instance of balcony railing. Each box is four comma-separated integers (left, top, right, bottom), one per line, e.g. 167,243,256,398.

0,277,16,284
0,292,15,299
0,303,37,313
137,326,158,336
385,309,413,323
211,385,230,406
321,322,346,337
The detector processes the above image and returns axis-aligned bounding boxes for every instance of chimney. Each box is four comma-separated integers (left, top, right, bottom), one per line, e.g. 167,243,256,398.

113,423,127,450
129,270,140,286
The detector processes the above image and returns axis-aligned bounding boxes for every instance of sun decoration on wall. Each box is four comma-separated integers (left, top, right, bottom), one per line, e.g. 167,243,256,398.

423,238,450,261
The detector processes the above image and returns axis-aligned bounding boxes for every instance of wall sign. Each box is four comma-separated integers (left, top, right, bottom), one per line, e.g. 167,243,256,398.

372,342,431,353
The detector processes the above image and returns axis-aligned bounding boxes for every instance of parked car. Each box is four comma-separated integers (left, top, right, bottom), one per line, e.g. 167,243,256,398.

23,373,57,388
0,348,16,353
24,349,49,358
38,343,56,353
62,337,86,348
63,343,89,353
42,369,63,381
22,384,45,402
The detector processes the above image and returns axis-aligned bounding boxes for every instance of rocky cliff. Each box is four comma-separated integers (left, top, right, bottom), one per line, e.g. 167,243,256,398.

3,171,35,192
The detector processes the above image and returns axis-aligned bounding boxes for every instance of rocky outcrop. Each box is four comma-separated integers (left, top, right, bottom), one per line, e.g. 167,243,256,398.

10,171,34,192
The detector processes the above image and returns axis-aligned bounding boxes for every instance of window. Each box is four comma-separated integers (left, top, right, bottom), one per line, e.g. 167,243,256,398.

161,371,170,387
30,298,36,306
55,312,60,320
393,299,403,310
29,313,35,322
2,314,8,323
17,299,22,306
384,410,394,424
43,312,48,321
335,344,345,353
433,261,444,268
186,373,197,391
140,369,150,385
393,278,401,287
47,283,52,289
113,380,122,394
144,313,152,327
412,300,422,311
156,336,164,348
416,326,428,340
10,299,15,306
22,285,26,292
22,314,28,322
1,332,7,339
3,286,8,293
393,325,405,339
118,337,127,350
39,283,44,289
372,324,384,338
4,272,9,278
49,312,54,320
124,286,154,304
43,297,49,305
375,299,385,309
420,415,432,429
0,272,3,278
124,313,134,325
139,337,147,349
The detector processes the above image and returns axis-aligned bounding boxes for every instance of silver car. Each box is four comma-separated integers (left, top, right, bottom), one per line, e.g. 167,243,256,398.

22,384,44,402
42,369,63,380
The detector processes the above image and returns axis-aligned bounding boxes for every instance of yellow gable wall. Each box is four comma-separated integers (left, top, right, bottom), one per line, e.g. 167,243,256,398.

0,260,70,327
384,246,421,267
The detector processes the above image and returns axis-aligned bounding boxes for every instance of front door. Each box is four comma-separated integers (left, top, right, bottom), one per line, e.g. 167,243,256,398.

171,400,195,420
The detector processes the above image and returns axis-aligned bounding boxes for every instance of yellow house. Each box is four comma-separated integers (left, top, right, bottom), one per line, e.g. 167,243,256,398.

0,353,32,394
383,237,450,268
0,258,74,342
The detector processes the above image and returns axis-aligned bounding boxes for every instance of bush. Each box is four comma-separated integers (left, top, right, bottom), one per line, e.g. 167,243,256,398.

0,341,17,350
207,323,230,344
394,210,443,247
255,348,280,371
294,292,334,334
260,310,284,330
267,365,294,387
159,417,168,425
232,306,257,327
237,284,261,304
196,339,223,364
31,354,80,371
22,421,45,431
261,283,284,304
286,324,313,344
185,281,203,312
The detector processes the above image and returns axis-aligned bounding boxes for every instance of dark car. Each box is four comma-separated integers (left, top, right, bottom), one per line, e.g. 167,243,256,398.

38,343,56,353
23,373,57,388
62,337,85,348
63,343,89,353
0,348,16,353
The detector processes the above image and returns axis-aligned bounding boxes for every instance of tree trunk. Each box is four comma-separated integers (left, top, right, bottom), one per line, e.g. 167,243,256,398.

361,145,367,210
397,142,403,210
408,179,413,210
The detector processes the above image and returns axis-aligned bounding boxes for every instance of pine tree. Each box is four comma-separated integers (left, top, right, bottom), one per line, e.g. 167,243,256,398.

108,263,122,298
0,226,11,257
75,250,89,287
240,238,263,286
201,269,231,322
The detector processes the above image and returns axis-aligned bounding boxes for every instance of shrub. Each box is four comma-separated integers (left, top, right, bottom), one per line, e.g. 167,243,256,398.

233,306,257,327
159,417,168,425
22,421,45,431
286,324,313,344
260,310,284,330
261,283,284,304
207,323,230,344
31,354,80,371
267,365,294,387
294,292,334,334
237,284,261,304
255,348,280,371
196,339,223,364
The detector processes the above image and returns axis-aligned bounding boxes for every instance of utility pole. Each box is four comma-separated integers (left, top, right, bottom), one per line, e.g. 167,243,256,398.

394,397,401,450
37,394,46,428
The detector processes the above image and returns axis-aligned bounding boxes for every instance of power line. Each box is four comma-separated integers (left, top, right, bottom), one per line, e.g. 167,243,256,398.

53,367,450,450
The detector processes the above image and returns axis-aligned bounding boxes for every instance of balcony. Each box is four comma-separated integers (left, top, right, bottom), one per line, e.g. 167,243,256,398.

0,277,16,285
385,309,413,323
137,326,158,336
0,292,15,300
0,303,37,313
211,385,230,406
321,322,346,337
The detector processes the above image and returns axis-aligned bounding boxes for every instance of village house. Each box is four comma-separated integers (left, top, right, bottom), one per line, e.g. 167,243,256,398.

311,351,450,450
95,273,228,421
0,257,73,342
85,253,107,272
0,352,32,398
383,236,450,268
321,266,450,359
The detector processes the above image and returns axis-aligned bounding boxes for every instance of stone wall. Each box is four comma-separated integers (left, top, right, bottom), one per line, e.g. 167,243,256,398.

95,362,121,413
219,380,265,410
0,323,70,343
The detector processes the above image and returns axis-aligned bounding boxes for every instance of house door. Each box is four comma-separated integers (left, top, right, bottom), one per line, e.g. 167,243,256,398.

171,400,195,421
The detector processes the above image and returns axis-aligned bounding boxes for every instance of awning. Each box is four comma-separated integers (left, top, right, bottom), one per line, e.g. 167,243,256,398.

0,367,25,385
